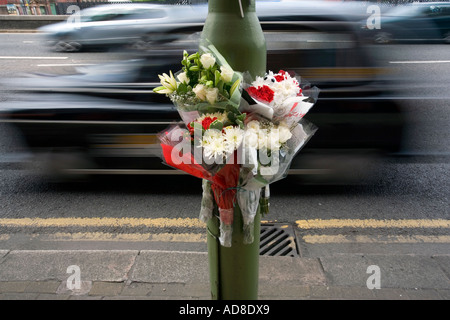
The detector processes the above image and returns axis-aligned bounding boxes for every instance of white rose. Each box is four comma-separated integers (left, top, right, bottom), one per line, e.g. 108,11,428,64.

244,130,258,149
205,87,219,105
220,66,234,83
193,84,207,101
246,120,260,131
278,125,292,143
177,72,189,84
257,129,268,150
267,130,281,151
200,53,216,69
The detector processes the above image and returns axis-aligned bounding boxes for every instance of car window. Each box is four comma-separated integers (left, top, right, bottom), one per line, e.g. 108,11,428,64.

131,8,167,19
260,22,373,86
425,5,443,16
433,5,450,17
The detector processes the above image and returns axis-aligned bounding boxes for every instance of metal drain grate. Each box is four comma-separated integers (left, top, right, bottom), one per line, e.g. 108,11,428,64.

259,223,299,257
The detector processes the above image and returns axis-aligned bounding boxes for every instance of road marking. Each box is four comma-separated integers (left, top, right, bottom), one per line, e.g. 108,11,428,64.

34,232,206,243
389,60,450,64
0,217,205,228
0,56,68,60
303,234,450,244
296,219,450,229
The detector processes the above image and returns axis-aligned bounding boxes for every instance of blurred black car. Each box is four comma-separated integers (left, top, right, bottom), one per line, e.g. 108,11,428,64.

0,2,406,183
361,2,450,44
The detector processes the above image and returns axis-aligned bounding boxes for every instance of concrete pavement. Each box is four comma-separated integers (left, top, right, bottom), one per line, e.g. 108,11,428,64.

0,249,449,300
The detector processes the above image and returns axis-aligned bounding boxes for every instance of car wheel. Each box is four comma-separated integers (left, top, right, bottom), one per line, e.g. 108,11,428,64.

54,40,82,52
373,32,392,44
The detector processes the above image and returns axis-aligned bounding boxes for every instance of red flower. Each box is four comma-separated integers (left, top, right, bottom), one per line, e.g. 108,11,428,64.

201,116,217,130
247,85,275,103
275,70,287,82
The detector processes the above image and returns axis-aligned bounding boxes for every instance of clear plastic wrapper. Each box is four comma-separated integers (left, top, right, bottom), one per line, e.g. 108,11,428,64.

237,188,261,244
240,70,319,126
199,179,214,223
155,53,319,247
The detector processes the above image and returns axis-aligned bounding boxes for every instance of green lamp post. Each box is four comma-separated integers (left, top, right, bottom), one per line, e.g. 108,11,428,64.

200,0,267,300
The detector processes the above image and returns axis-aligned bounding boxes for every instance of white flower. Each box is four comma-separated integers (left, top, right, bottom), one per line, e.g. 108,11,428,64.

154,71,178,94
246,120,260,131
220,66,234,83
278,124,292,143
202,132,226,160
267,129,282,151
257,129,268,150
200,53,216,69
223,126,244,151
193,84,207,101
243,130,258,149
201,129,223,147
177,72,189,84
197,112,228,123
205,87,219,105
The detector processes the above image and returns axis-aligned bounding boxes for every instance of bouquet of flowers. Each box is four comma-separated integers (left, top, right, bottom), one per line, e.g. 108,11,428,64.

154,46,318,247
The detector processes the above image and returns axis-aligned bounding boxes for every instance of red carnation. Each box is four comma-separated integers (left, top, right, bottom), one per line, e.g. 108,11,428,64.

275,70,287,82
201,116,217,130
247,85,275,103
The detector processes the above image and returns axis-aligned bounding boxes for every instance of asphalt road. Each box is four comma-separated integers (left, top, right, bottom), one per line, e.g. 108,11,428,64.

0,33,449,257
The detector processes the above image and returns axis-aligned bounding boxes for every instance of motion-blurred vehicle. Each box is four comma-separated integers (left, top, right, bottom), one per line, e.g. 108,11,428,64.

38,3,208,52
38,0,375,52
0,2,406,183
361,2,450,44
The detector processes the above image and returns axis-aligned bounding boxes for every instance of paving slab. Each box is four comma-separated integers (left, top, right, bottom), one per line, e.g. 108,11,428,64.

320,254,450,290
130,251,209,283
0,250,138,282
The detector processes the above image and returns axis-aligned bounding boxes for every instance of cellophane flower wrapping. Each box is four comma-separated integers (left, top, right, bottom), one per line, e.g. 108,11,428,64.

154,44,246,247
155,46,319,247
237,70,319,244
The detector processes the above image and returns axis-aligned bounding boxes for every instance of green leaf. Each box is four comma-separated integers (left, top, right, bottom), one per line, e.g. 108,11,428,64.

227,112,236,122
214,70,221,87
236,119,244,129
230,78,241,97
189,66,200,72
177,82,188,95
209,120,223,131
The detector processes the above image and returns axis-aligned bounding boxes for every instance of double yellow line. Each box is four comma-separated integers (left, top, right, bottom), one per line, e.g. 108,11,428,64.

0,218,449,244
295,219,450,244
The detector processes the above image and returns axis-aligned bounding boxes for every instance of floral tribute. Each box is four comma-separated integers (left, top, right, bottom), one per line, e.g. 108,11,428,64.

154,45,318,247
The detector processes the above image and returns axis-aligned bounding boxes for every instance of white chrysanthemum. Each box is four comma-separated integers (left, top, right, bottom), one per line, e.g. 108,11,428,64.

249,71,301,109
223,126,244,151
202,134,226,159
197,112,228,124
